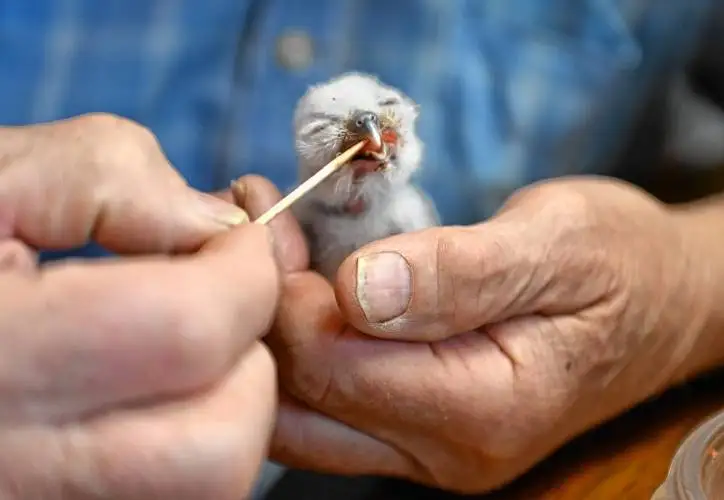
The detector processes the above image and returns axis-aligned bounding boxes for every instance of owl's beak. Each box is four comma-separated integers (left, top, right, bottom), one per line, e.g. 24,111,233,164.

348,111,383,153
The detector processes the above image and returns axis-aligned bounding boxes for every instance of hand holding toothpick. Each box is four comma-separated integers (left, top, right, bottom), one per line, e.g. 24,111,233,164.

252,140,367,225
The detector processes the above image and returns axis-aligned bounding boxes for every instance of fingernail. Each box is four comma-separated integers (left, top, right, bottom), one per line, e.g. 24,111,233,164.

195,192,249,226
230,179,246,208
356,251,411,323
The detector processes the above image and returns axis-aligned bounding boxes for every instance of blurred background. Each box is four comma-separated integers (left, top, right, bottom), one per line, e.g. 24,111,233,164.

609,2,724,203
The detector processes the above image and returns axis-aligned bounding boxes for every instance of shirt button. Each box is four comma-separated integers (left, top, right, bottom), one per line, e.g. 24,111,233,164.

275,30,315,71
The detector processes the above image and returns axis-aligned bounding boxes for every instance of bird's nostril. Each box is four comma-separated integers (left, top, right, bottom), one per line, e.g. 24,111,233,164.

349,111,379,132
347,111,383,152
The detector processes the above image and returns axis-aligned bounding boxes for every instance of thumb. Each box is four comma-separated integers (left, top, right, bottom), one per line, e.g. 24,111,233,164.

334,216,594,342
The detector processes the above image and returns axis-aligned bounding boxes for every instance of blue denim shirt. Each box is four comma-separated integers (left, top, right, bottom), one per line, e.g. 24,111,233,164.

0,0,711,259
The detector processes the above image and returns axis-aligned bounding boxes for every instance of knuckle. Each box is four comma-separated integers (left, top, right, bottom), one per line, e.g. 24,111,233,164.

43,113,174,211
77,113,162,172
77,112,155,147
73,111,125,129
548,189,596,227
79,112,155,142
520,182,598,228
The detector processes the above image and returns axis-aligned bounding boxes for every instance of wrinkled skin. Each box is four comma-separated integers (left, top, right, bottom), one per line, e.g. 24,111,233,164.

249,175,716,494
0,113,284,500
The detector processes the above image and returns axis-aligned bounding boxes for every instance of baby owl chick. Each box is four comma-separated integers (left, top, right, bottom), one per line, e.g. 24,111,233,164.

291,72,440,281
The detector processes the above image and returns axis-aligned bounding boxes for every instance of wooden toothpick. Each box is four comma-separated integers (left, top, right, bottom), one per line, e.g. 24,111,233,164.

254,140,367,225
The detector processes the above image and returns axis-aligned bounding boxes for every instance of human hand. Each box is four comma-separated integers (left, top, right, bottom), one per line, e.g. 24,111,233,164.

216,174,309,274
267,176,715,494
0,113,281,499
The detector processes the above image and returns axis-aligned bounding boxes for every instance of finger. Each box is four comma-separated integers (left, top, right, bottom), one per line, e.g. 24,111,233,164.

270,272,475,434
0,116,248,255
232,175,309,273
270,392,413,479
0,342,277,500
210,175,309,273
0,222,280,423
0,239,38,275
334,210,605,341
4,174,248,256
